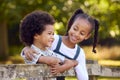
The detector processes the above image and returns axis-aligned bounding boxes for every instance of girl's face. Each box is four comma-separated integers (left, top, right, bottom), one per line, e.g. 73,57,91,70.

34,24,54,50
68,18,92,44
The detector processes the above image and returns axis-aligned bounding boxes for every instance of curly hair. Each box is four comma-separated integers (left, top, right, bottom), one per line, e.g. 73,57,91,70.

19,10,55,46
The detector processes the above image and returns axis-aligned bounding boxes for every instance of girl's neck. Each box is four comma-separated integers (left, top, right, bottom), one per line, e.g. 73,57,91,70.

62,36,76,48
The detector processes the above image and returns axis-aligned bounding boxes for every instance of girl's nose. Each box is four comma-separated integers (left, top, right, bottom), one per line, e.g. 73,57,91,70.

75,31,79,37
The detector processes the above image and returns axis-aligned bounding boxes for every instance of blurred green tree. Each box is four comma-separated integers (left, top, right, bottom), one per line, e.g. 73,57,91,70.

0,0,119,59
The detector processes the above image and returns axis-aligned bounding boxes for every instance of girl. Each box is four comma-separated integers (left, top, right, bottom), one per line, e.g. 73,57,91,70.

23,8,99,80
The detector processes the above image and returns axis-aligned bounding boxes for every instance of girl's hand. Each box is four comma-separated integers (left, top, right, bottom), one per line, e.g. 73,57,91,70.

72,60,78,67
50,59,78,74
50,64,62,75
23,47,37,60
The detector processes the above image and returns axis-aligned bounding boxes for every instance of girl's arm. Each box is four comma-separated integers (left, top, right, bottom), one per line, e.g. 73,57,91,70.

22,46,37,60
74,49,89,80
50,58,78,75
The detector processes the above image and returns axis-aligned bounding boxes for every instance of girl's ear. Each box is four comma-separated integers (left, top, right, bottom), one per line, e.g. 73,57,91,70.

85,34,91,40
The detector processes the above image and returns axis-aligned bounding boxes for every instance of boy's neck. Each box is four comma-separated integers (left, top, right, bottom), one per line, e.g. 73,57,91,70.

33,43,46,51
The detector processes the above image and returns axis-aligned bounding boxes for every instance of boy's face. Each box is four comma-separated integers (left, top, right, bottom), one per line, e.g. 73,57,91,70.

68,18,92,44
34,24,54,50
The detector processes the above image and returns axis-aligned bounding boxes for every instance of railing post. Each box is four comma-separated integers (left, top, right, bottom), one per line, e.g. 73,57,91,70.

89,76,97,80
87,60,100,80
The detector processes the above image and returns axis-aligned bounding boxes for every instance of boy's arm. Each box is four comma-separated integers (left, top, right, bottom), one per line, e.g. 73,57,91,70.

38,56,61,66
50,59,78,75
21,47,61,65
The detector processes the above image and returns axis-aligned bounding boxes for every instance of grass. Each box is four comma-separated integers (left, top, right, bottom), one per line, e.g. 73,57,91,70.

98,77,120,80
83,45,120,60
98,59,120,67
65,76,77,80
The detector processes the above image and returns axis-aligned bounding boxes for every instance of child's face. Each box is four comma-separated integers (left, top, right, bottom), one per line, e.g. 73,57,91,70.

68,18,92,44
34,24,54,49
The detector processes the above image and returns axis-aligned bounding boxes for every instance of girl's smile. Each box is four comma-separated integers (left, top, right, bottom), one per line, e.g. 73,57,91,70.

68,18,92,45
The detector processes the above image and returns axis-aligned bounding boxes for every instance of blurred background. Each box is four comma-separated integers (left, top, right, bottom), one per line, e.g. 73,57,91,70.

0,0,120,80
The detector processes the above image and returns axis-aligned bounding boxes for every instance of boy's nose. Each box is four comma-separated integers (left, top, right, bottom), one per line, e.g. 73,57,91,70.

51,35,54,40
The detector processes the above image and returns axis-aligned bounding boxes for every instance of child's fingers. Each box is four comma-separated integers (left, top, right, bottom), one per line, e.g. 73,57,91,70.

31,49,38,54
50,69,57,75
26,52,33,60
25,50,37,60
51,70,60,75
50,67,56,72
50,66,56,70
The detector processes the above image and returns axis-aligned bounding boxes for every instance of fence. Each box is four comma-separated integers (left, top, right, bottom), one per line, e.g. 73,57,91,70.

0,60,120,80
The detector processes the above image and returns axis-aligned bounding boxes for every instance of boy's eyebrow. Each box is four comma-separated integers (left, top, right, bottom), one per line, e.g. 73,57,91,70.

47,30,54,33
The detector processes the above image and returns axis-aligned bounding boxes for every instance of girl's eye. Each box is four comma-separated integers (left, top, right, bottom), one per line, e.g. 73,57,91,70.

52,33,54,35
73,27,77,31
48,32,51,35
80,32,85,35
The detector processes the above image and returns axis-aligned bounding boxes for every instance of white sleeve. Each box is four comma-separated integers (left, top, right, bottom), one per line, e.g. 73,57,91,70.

50,34,59,51
56,54,65,62
74,49,89,80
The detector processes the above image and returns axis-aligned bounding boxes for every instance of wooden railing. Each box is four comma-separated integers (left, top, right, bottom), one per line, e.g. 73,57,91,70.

0,60,120,80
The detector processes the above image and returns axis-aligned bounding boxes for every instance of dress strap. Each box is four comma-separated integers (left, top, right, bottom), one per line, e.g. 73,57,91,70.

73,45,80,60
53,35,80,60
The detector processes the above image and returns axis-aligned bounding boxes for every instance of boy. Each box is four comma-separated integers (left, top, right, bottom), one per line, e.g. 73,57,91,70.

19,10,78,75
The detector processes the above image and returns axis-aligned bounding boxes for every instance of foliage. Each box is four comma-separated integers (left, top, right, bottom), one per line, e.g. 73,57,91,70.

0,2,120,80
0,0,120,55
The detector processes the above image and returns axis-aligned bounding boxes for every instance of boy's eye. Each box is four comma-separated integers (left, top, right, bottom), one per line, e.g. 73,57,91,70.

48,32,54,35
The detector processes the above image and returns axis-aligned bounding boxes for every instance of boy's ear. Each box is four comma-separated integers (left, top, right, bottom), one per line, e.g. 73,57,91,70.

85,34,91,40
34,34,39,39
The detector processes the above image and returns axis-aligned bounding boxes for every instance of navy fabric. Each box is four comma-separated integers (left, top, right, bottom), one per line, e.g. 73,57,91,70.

53,35,80,60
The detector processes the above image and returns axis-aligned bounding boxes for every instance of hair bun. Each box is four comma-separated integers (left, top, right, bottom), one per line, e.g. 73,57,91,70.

74,9,84,15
